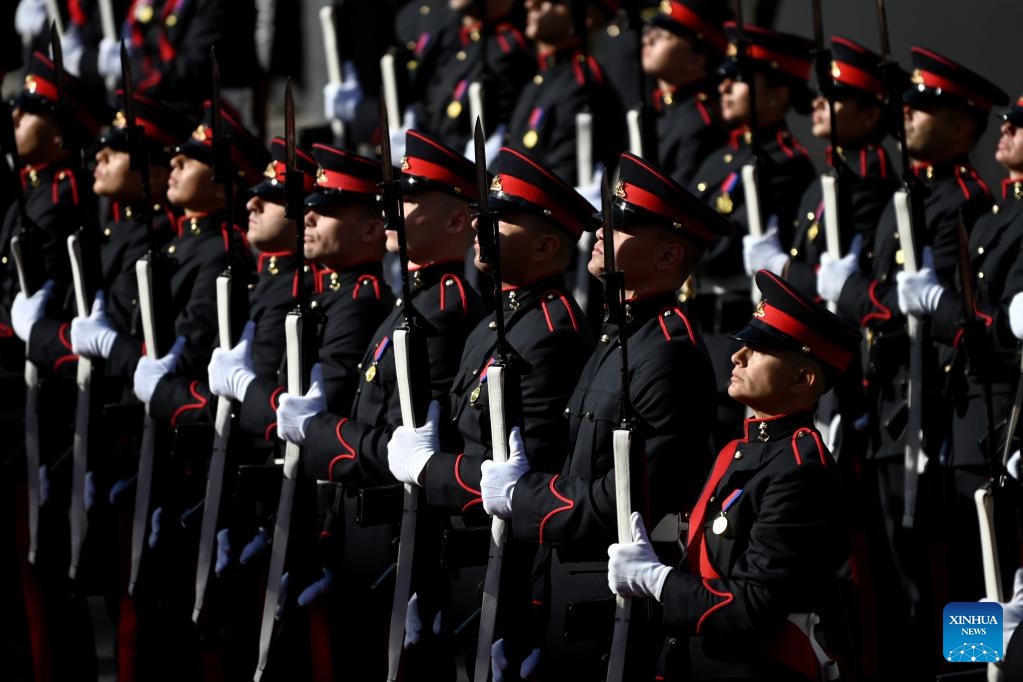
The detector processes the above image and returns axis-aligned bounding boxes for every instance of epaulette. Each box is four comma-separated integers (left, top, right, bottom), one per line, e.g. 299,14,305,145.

571,51,604,87
439,273,469,313
352,274,383,300
493,22,526,54
955,164,992,202
789,427,829,467
51,166,81,206
539,290,580,334
773,130,810,161
656,306,697,346
694,92,714,126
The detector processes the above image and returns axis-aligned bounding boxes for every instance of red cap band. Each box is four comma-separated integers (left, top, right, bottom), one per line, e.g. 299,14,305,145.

758,302,853,371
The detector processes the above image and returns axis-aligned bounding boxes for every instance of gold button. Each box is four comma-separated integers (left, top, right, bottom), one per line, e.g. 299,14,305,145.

600,334,610,343
456,50,467,61
419,4,430,14
489,321,497,330
992,205,1000,215
533,74,543,85
165,13,177,26
806,211,815,221
1,256,7,264
697,182,707,192
734,450,743,460
168,245,176,254
104,228,111,236
977,272,985,279
723,153,733,163
977,247,985,255
790,248,799,256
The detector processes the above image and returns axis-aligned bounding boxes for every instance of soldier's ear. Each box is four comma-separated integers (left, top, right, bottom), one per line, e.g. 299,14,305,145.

791,362,821,398
657,241,684,271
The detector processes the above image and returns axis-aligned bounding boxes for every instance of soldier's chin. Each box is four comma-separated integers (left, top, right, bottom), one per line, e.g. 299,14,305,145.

586,255,602,278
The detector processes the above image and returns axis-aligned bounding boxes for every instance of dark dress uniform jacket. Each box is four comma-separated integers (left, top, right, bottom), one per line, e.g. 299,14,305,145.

660,412,847,680
506,45,626,186
394,1,461,111
302,261,484,486
149,250,310,429
415,19,532,154
786,144,897,300
423,275,593,512
690,125,816,286
835,158,993,460
511,291,716,556
654,83,725,188
238,262,394,441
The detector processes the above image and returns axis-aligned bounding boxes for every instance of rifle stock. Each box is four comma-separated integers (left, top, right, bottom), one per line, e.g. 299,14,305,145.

67,234,94,581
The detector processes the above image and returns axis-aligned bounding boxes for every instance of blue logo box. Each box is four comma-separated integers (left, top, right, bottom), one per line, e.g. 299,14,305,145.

943,602,1003,663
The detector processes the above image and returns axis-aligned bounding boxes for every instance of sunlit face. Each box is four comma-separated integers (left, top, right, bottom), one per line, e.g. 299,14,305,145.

641,26,695,80
472,211,538,282
167,154,223,211
246,195,296,252
397,189,467,260
995,120,1023,172
727,344,809,413
587,224,667,290
303,202,382,270
903,105,956,161
13,106,61,165
93,147,144,200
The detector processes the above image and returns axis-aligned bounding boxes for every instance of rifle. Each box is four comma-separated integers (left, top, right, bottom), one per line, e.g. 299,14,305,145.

603,173,644,682
319,4,346,143
875,0,926,530
380,93,432,682
472,118,522,682
254,80,316,681
810,0,847,314
730,1,765,305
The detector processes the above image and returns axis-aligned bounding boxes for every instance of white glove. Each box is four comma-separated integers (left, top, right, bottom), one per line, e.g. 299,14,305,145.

15,0,48,40
403,592,442,649
215,528,232,576
981,567,1023,656
60,27,85,77
607,511,673,601
323,61,363,124
480,427,530,519
84,470,96,511
240,527,271,564
491,638,541,682
387,399,440,485
574,164,604,211
97,37,122,79
743,226,789,277
148,506,163,549
208,320,257,402
297,569,334,606
11,279,53,342
1008,450,1020,480
1009,292,1023,341
276,363,326,446
388,109,416,164
817,251,858,303
463,124,508,165
133,335,186,403
71,292,118,359
38,464,49,507
109,476,135,505
896,267,944,316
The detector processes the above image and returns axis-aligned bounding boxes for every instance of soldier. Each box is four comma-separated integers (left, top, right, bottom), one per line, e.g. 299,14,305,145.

686,22,816,452
640,0,728,185
608,268,861,682
386,146,596,678
505,0,626,186
274,128,485,678
477,152,731,679
816,46,1007,679
896,96,1023,607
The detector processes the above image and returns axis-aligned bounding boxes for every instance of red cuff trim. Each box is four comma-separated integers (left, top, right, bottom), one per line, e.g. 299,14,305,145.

58,323,73,351
53,354,78,371
327,417,357,482
170,381,209,428
538,474,574,545
0,323,12,338
860,280,893,326
695,578,735,634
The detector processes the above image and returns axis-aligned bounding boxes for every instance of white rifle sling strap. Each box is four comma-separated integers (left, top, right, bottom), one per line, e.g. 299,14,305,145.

820,174,842,313
11,236,41,565
67,234,93,580
319,5,345,141
473,363,508,682
606,427,634,682
572,111,594,313
386,327,420,682
193,272,233,623
626,108,643,157
893,189,924,529
741,163,763,304
254,312,303,682
98,0,117,92
468,81,485,137
129,255,159,594
380,53,401,132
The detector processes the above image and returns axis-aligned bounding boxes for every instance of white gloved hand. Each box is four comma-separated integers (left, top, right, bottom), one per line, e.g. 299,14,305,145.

387,399,440,485
464,124,508,165
108,476,135,505
133,335,186,403
491,638,541,682
276,363,326,445
71,292,118,359
60,27,85,77
297,569,334,606
15,0,48,40
1008,450,1020,480
817,251,858,303
38,464,49,507
574,164,604,211
981,567,1023,656
323,61,363,124
1009,292,1023,341
240,527,271,564
11,279,53,341
84,470,96,511
215,528,232,576
607,511,673,601
148,506,163,549
896,267,944,316
97,37,122,79
743,226,789,277
208,320,257,402
480,427,530,519
403,592,442,649
388,109,416,164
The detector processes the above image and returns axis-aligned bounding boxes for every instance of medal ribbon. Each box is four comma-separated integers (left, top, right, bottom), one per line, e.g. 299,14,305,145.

479,356,496,384
528,107,545,130
720,488,743,513
372,336,391,363
452,79,468,104
719,172,739,197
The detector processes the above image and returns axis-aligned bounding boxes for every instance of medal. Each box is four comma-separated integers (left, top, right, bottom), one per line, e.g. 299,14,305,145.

447,100,462,119
470,357,496,406
712,515,729,536
711,488,744,537
137,3,154,22
366,336,390,383
715,192,733,215
523,129,539,149
807,222,819,242
469,385,481,404
364,364,378,383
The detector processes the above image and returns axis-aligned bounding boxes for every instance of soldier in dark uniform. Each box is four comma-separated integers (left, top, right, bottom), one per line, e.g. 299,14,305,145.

393,1,462,119
274,129,485,679
640,0,728,186
816,47,1007,679
504,0,626,186
386,146,596,679
608,268,861,682
686,23,816,451
3,50,108,682
896,96,1023,613
478,152,731,679
408,0,531,155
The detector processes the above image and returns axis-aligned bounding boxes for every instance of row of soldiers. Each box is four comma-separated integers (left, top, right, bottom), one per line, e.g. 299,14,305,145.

3,1,1023,682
